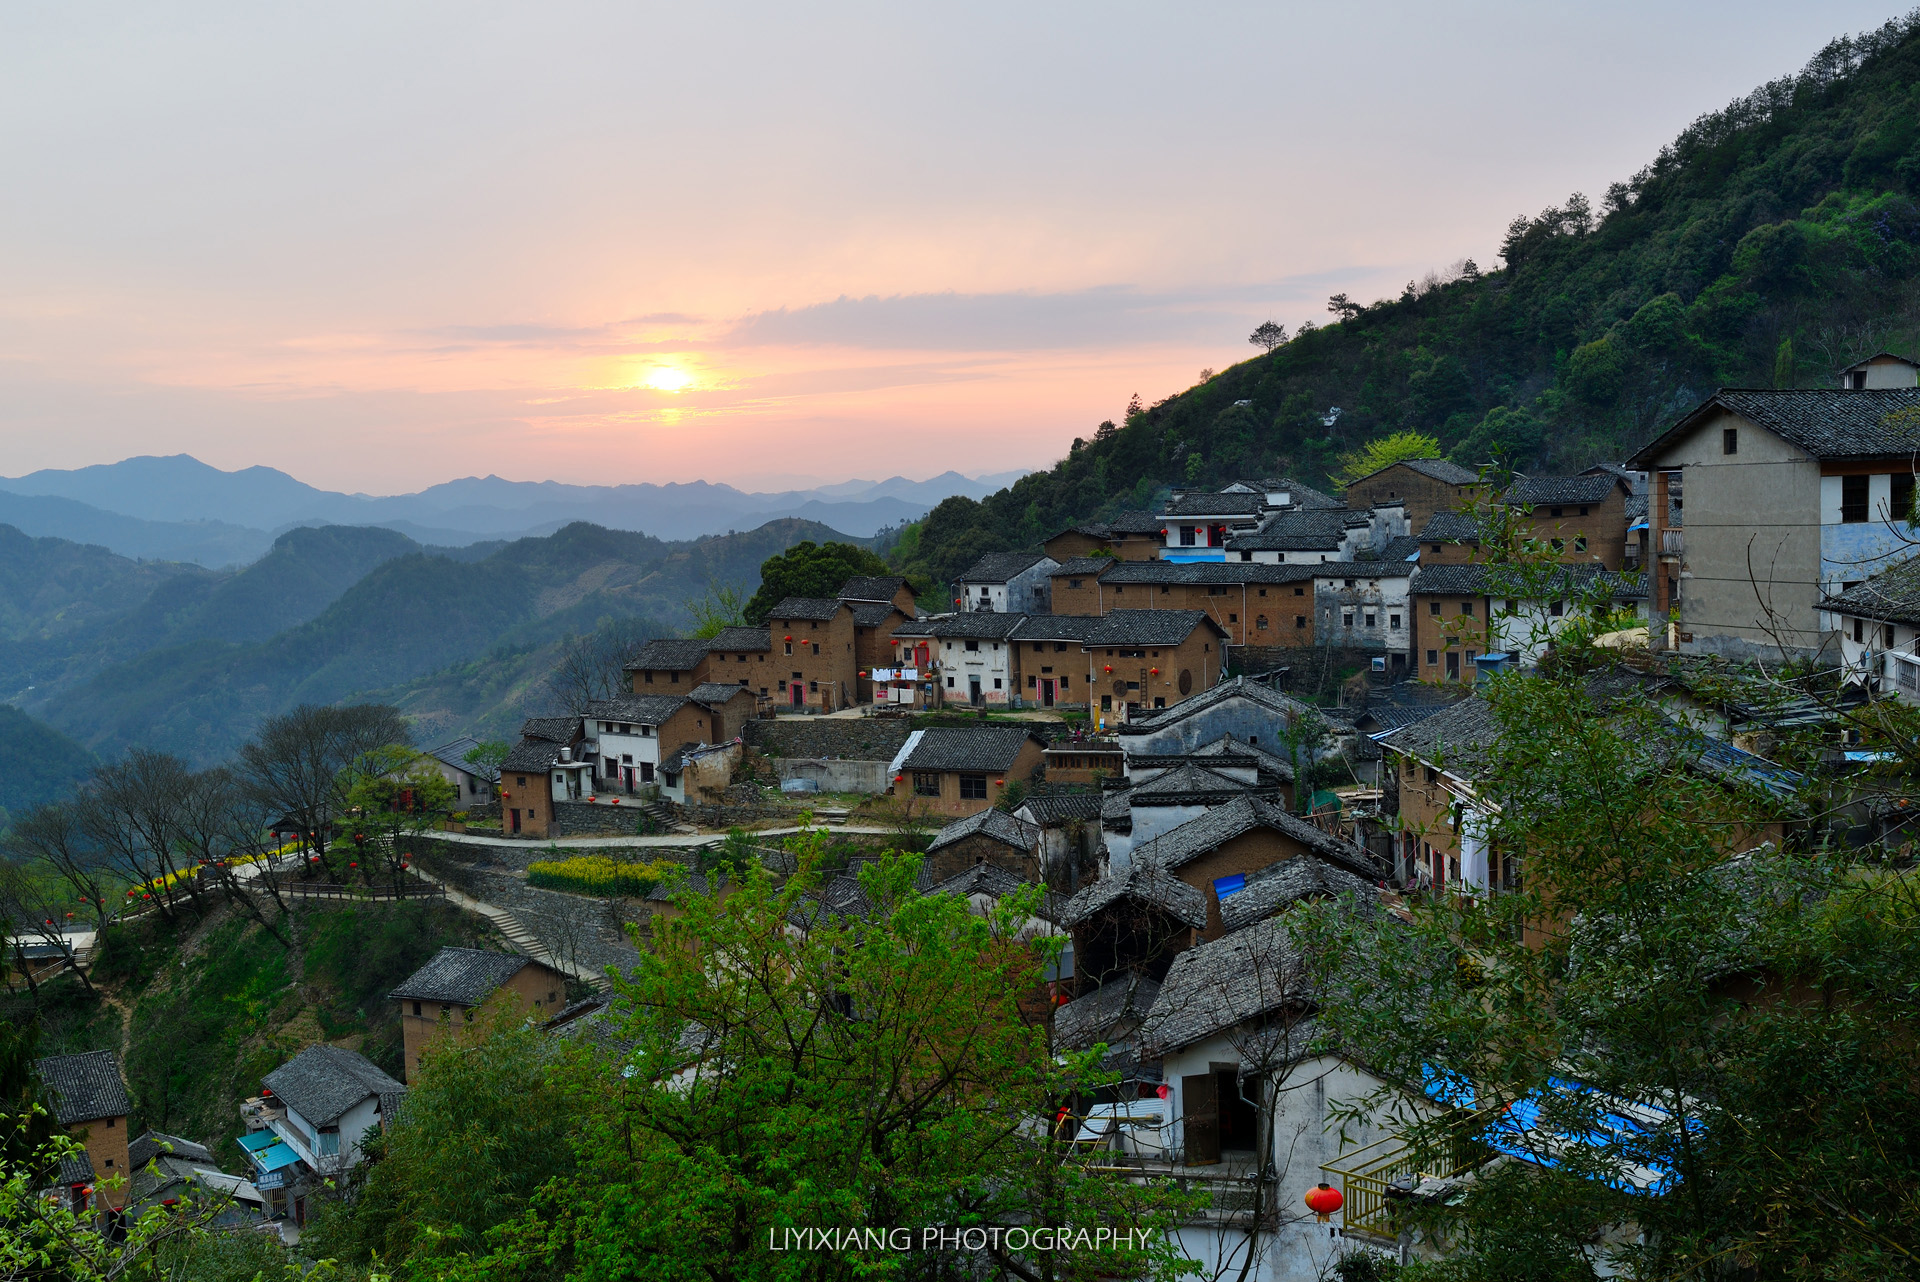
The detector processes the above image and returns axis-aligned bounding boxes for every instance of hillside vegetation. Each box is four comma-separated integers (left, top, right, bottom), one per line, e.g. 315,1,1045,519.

0,706,92,826
893,17,1920,586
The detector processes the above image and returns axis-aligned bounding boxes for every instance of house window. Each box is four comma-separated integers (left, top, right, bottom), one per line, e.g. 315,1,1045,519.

413,1001,422,1016
1390,613,1401,629
993,678,1003,689
1550,506,1563,518
783,643,793,655
1427,649,1438,666
1574,536,1588,552
1295,615,1306,628
1293,586,1305,596
913,772,942,797
1723,427,1738,455
959,774,989,800
644,671,654,683
1842,474,1870,523
1069,578,1083,588
1551,538,1565,553
1180,526,1197,546
1446,652,1460,679
1365,612,1376,627
1342,612,1354,627
1886,624,1896,647
1429,601,1441,615
1460,601,1475,616
965,640,980,652
947,676,955,688
1029,674,1038,687
1896,472,1917,522
1256,615,1269,630
1550,600,1565,617
811,643,819,656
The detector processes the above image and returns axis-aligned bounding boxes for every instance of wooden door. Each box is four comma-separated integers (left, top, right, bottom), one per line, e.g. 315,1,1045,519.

1182,1073,1220,1165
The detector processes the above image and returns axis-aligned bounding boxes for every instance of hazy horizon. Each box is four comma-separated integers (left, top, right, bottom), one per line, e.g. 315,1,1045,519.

1,2,1905,491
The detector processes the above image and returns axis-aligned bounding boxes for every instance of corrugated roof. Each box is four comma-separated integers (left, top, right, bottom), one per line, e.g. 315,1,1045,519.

1161,491,1266,517
1098,560,1318,584
767,597,844,622
1054,973,1161,1051
1126,763,1266,807
1117,674,1316,736
502,737,564,773
689,682,753,707
262,1044,406,1127
900,727,1044,772
848,600,901,627
37,1051,130,1124
519,716,579,743
1509,474,1622,506
1218,857,1380,933
1016,792,1105,825
389,946,532,1005
1012,614,1106,643
1127,794,1377,878
1379,696,1503,773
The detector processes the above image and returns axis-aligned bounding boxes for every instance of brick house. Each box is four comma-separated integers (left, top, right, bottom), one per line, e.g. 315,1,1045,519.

1047,557,1115,616
1410,562,1647,685
956,551,1059,614
1342,457,1483,530
767,597,859,711
928,611,1027,706
704,624,774,696
389,946,573,1082
888,726,1048,818
689,681,759,741
1083,610,1229,718
1414,474,1631,571
1042,511,1165,562
625,638,715,692
499,716,588,837
1086,561,1319,647
37,1050,132,1214
1010,614,1103,708
924,807,1045,883
839,576,916,704
838,574,918,615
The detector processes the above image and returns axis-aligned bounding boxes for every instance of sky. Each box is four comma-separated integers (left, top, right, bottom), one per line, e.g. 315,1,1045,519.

0,2,1908,493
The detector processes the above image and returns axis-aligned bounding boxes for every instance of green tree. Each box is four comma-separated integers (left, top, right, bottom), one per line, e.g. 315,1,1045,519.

435,830,1199,1281
686,579,748,639
741,540,891,625
1331,430,1444,487
342,751,457,891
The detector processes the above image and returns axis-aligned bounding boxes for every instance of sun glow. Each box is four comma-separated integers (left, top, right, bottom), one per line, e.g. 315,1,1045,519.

642,366,694,392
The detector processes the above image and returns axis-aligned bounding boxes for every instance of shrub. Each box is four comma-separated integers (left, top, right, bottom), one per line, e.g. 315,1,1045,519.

526,855,681,897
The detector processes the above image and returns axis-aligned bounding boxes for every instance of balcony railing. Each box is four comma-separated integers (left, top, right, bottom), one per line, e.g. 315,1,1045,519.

1660,529,1685,558
1320,1105,1500,1241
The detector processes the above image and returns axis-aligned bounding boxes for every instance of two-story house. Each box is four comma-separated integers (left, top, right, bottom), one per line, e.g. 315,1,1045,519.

1409,562,1647,685
704,624,775,695
767,597,860,711
1628,358,1920,660
1042,511,1165,562
1010,614,1103,708
886,726,1049,818
838,575,918,704
389,946,572,1081
243,1045,404,1227
1342,456,1483,529
1821,553,1920,699
927,611,1027,706
422,736,499,808
1082,610,1228,718
37,1050,132,1216
624,638,716,691
882,617,939,708
956,551,1059,614
584,694,698,792
498,717,590,837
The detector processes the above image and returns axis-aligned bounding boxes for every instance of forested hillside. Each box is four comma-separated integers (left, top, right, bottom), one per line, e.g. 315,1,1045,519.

0,705,92,825
893,17,1920,586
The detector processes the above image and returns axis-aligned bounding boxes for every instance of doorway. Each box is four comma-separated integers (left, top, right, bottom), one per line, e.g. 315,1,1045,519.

791,682,805,708
510,808,521,834
1040,679,1055,708
969,677,982,705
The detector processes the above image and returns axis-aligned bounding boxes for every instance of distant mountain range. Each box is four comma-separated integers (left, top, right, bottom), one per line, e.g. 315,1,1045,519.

0,455,1030,567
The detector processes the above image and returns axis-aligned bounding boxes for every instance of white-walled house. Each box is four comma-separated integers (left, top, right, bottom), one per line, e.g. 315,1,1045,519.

242,1044,403,1226
927,611,1026,706
584,694,695,791
1821,554,1920,700
956,552,1059,614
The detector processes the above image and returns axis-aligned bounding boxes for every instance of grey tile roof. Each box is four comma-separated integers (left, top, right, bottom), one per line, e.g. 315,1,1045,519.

1097,560,1318,584
1128,794,1378,878
129,1131,214,1169
767,597,845,622
837,575,909,602
1226,510,1350,551
388,946,532,1005
889,616,939,638
37,1051,130,1124
1508,475,1621,506
1118,674,1317,736
624,638,712,671
519,716,580,743
1128,733,1298,783
1054,973,1161,1051
1127,763,1266,807
1012,615,1106,643
689,682,752,707
927,807,1042,853
424,736,483,776
1356,702,1451,734
1161,491,1266,517
1137,916,1311,1055
502,736,564,773
1048,556,1115,576
1062,860,1208,929
848,600,902,627
927,612,1028,640
1378,535,1424,562
958,551,1053,583
585,695,689,725
57,1151,93,1185
1412,562,1647,601
707,625,771,652
1263,477,1344,510
263,1044,406,1127
1417,511,1481,542
661,741,703,773
928,863,1063,921
1086,609,1221,646
1821,554,1920,626
1218,857,1381,933
1383,457,1480,485
1016,792,1104,825
1379,696,1502,774
900,727,1043,773
1106,510,1170,534
1632,388,1920,465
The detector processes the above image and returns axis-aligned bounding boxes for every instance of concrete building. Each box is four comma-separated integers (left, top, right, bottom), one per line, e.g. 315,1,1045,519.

1627,360,1920,660
243,1045,405,1227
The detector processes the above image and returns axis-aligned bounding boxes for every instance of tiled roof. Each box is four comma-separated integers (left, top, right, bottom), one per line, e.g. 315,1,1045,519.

129,1131,214,1169
1012,615,1106,643
900,727,1044,773
1054,973,1161,1051
1417,511,1481,542
1048,556,1115,576
767,597,845,622
1508,475,1621,506
389,946,532,1005
1263,477,1344,510
519,716,579,743
424,736,483,777
1016,792,1104,825
1412,562,1647,601
689,682,752,707
1126,763,1265,808
1106,510,1169,534
889,616,939,638
927,612,1028,640
958,551,1053,583
1378,535,1424,562
1061,860,1208,929
1128,794,1378,878
1821,554,1920,625
1137,916,1311,1055
585,695,689,725
837,575,909,602
1118,674,1316,736
1356,702,1451,734
1388,457,1480,485
848,600,901,627
623,638,712,671
1085,609,1221,646
263,1044,406,1127
1226,510,1349,551
502,737,564,773
1219,857,1381,933
1129,732,1298,783
661,741,703,774
1161,491,1266,517
710,625,768,652
927,807,1042,853
1631,388,1920,466
1379,696,1503,774
1098,560,1318,584
37,1051,130,1124
707,625,772,652
928,864,1063,921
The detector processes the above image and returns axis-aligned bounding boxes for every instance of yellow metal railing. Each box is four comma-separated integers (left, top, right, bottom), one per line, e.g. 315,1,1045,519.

1320,1107,1499,1240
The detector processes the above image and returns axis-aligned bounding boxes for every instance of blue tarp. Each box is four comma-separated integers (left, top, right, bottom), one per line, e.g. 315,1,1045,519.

238,1130,279,1153
252,1142,302,1173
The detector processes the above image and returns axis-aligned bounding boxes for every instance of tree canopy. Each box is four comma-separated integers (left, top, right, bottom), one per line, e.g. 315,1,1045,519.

741,540,890,624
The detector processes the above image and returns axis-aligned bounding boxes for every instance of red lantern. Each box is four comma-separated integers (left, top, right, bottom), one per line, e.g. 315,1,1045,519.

995,779,1005,786
1304,1183,1343,1222
1103,665,1113,673
1150,667,1160,676
612,798,622,805
784,635,792,642
350,862,358,868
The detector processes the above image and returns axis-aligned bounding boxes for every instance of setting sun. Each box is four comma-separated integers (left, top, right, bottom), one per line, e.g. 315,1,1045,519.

642,366,694,392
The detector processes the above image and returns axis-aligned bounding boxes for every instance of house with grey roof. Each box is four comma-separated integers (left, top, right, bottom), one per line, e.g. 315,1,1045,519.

423,735,497,807
1410,561,1647,685
836,574,917,615
1061,859,1207,987
242,1045,404,1223
1117,675,1323,771
927,611,1027,706
1627,368,1920,660
1343,457,1484,529
499,716,592,837
1821,552,1920,699
625,637,716,690
925,806,1045,883
389,946,572,1082
956,550,1059,615
127,1131,261,1218
887,726,1049,818
1043,510,1165,562
37,1050,132,1213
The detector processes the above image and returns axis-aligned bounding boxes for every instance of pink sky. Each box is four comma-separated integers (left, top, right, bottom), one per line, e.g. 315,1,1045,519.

0,3,1900,492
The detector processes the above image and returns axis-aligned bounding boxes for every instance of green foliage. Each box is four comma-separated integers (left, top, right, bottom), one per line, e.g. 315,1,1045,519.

894,19,1920,583
463,740,510,774
685,579,747,639
740,539,891,625
993,778,1029,813
1331,430,1444,487
0,705,93,821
